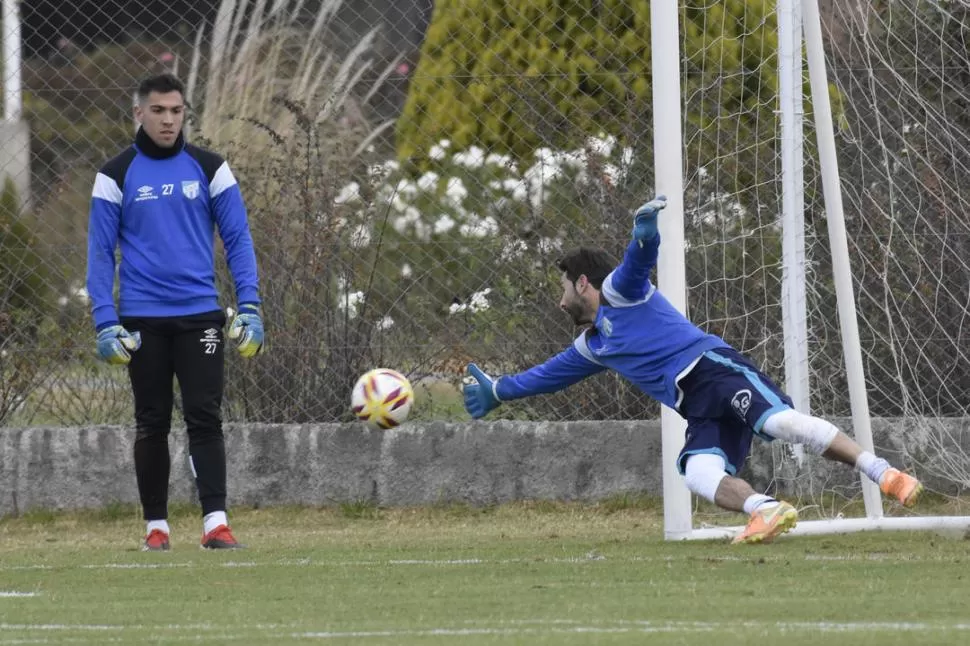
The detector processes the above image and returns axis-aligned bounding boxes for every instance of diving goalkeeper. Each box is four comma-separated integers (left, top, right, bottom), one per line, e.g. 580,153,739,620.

462,195,922,544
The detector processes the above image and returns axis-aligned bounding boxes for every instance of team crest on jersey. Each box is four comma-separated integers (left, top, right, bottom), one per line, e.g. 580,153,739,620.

599,316,613,337
181,180,200,199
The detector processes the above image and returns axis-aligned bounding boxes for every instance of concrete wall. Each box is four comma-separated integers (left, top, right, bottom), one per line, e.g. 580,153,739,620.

0,418,968,517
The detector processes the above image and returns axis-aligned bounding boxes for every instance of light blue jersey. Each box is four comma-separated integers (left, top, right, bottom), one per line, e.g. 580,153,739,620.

495,234,729,410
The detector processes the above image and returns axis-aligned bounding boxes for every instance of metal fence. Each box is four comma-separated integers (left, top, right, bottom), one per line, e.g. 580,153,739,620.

2,0,970,432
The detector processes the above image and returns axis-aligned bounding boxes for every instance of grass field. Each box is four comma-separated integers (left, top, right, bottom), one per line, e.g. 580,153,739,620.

1,498,969,645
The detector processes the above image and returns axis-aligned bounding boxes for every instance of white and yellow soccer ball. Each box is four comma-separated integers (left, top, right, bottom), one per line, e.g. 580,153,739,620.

351,368,414,430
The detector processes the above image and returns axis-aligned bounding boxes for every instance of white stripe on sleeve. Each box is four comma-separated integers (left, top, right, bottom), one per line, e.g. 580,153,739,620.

573,332,604,366
209,161,238,198
601,272,656,308
91,172,122,204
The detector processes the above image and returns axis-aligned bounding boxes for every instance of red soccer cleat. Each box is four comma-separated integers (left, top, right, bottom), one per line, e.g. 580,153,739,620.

143,529,170,552
201,524,245,550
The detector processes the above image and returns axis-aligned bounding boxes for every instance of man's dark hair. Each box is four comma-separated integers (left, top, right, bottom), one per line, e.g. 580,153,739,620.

556,247,615,290
137,73,185,101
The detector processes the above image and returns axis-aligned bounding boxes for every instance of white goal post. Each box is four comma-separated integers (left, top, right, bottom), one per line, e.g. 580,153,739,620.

652,0,970,540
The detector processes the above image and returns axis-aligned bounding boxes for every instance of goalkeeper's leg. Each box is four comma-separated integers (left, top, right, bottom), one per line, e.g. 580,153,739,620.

681,347,922,508
173,311,244,549
762,409,923,507
679,421,797,544
124,317,176,551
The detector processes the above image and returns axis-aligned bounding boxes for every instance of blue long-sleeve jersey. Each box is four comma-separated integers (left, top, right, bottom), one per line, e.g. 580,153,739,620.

495,234,729,411
86,128,260,330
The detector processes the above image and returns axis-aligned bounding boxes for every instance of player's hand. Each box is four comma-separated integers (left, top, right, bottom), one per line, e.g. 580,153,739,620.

463,363,502,419
632,194,668,242
96,325,142,365
228,303,264,358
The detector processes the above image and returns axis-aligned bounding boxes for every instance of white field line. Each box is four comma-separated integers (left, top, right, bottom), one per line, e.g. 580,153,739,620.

2,619,970,644
0,551,961,574
291,620,970,639
0,640,270,645
0,592,38,597
0,624,290,632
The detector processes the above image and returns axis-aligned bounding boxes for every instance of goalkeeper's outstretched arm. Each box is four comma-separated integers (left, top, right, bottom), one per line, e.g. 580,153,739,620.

497,344,606,399
463,342,606,418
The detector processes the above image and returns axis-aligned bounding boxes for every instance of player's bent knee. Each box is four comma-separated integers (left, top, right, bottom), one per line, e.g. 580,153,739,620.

762,409,838,454
684,453,729,504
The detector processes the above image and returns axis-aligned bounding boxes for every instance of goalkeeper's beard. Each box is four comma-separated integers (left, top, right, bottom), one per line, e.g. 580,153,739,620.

562,301,593,327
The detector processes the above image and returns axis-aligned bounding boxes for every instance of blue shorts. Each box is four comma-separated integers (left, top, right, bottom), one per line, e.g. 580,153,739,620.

675,347,793,475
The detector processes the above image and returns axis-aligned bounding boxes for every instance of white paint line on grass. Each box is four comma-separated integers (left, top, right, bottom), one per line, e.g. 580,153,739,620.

0,623,290,632
289,628,705,639
0,551,964,574
0,624,122,631
0,640,240,645
79,563,192,570
0,592,38,597
292,620,970,640
387,559,486,565
3,619,970,641
486,618,970,631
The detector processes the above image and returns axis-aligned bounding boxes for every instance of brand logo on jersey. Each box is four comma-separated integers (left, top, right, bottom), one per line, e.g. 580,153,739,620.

599,316,613,337
182,180,200,199
134,185,157,202
731,389,752,418
200,328,221,355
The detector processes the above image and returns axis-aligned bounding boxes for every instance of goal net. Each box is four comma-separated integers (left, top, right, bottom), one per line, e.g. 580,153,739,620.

669,0,970,538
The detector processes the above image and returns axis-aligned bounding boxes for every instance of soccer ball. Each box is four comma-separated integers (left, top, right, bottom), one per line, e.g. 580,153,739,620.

351,368,414,430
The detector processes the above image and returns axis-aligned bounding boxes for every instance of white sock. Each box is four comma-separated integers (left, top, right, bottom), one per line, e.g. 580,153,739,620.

743,494,778,515
146,519,170,535
855,451,891,484
203,511,228,535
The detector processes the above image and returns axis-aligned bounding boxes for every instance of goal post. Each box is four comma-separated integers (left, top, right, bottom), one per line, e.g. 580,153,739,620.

654,0,970,540
799,0,883,518
652,0,694,541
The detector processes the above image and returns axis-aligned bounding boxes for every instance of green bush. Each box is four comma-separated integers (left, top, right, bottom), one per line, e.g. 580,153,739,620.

0,178,47,322
397,0,780,189
0,177,54,425
397,0,654,165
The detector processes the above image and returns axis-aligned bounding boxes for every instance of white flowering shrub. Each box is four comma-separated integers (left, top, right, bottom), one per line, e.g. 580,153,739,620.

322,133,659,420
336,132,648,312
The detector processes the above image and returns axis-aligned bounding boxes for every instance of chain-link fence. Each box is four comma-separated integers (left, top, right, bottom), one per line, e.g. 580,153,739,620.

2,1,970,452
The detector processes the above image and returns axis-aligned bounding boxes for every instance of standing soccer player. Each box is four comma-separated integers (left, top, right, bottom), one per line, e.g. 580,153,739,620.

86,74,264,551
463,195,923,544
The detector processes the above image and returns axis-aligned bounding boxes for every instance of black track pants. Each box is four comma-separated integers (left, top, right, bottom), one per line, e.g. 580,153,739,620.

121,310,228,520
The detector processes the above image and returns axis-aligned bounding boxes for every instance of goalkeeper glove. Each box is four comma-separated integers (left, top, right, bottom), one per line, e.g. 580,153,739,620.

463,363,502,419
96,325,142,365
228,303,264,358
632,194,668,243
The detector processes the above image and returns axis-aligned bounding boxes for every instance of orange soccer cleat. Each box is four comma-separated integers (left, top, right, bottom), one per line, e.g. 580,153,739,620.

732,501,798,545
880,468,923,508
